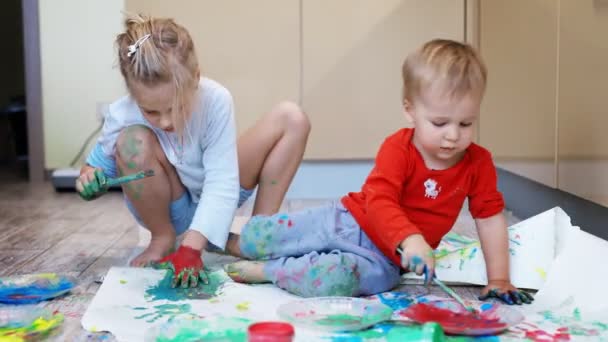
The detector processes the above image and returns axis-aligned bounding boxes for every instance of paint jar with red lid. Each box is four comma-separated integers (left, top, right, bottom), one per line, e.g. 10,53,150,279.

247,321,295,342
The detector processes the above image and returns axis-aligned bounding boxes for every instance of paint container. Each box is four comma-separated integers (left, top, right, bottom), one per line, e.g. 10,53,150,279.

247,322,294,342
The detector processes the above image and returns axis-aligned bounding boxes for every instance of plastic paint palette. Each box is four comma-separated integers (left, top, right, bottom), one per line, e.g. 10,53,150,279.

0,273,76,304
277,297,393,332
402,299,524,336
0,306,64,340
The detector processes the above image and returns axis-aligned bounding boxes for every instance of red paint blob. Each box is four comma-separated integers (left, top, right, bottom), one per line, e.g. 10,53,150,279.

524,329,571,341
403,303,507,334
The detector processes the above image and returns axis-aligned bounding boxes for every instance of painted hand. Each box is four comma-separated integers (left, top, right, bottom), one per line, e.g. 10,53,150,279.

399,234,435,285
76,168,108,201
155,245,208,288
479,280,534,305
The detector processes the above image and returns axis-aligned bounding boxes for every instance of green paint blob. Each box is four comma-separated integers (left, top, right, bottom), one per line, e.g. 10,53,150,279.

593,322,608,331
154,317,252,342
331,322,445,342
145,270,227,302
135,304,192,323
573,308,581,321
386,323,445,342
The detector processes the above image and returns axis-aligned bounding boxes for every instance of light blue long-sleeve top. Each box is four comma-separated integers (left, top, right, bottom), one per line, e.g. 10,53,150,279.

86,78,239,249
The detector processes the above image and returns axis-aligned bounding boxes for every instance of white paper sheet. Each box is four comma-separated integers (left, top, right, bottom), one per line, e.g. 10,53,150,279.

403,207,573,290
524,228,608,321
81,266,309,341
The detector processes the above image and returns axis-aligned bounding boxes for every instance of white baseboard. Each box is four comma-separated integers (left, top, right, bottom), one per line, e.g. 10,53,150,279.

285,161,374,199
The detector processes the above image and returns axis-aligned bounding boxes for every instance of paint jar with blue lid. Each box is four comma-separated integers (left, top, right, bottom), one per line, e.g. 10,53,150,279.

248,322,294,342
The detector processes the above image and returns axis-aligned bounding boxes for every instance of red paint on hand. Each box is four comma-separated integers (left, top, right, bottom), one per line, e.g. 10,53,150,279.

403,303,507,334
158,245,204,285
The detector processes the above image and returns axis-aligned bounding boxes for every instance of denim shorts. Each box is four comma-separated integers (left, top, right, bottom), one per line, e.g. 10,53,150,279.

125,187,255,236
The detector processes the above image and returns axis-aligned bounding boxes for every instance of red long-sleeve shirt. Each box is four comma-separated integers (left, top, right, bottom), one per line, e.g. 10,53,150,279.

342,128,504,267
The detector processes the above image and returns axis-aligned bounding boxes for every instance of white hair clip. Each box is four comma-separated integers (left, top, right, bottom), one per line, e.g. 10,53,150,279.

127,34,151,58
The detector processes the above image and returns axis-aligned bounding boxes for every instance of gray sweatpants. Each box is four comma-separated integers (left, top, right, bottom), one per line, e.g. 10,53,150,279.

238,201,401,297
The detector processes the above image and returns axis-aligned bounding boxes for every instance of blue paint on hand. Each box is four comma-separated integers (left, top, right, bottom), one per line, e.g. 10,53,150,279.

500,293,514,305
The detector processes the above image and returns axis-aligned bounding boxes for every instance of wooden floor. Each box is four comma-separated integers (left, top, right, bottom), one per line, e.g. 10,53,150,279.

0,175,497,341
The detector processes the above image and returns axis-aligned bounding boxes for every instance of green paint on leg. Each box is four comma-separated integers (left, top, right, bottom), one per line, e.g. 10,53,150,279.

121,129,142,160
127,161,137,170
145,270,227,302
123,182,144,200
133,183,144,199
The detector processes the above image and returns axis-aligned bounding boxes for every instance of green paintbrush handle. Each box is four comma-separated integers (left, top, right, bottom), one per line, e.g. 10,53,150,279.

106,169,155,187
432,277,476,314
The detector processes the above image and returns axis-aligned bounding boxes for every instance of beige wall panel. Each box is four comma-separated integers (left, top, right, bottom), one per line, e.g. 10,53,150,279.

126,0,300,134
479,0,558,160
558,0,608,202
302,0,464,159
40,0,126,169
558,0,608,159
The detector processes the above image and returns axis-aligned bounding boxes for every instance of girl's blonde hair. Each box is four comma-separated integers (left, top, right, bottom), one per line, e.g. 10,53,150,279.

402,39,487,105
116,14,199,137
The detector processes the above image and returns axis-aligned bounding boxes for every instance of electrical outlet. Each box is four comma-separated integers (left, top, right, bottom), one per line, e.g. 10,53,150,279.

96,102,109,123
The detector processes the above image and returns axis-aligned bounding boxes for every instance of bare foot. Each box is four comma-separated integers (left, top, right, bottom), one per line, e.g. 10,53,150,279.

224,260,269,284
225,233,242,257
130,233,176,267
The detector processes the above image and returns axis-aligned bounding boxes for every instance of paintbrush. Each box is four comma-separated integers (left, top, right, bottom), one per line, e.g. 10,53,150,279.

431,276,478,315
397,247,478,315
106,169,155,187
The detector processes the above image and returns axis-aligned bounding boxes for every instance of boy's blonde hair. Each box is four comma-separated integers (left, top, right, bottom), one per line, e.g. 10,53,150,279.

402,39,487,105
116,14,199,137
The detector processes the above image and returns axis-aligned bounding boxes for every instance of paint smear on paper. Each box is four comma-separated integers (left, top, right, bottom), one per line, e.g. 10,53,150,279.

152,317,252,342
534,268,547,281
145,270,226,301
374,292,414,311
402,303,506,334
235,302,250,311
134,304,193,323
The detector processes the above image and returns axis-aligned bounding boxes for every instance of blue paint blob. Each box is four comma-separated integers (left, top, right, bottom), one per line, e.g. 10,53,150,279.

376,292,414,310
0,273,75,304
480,303,494,312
